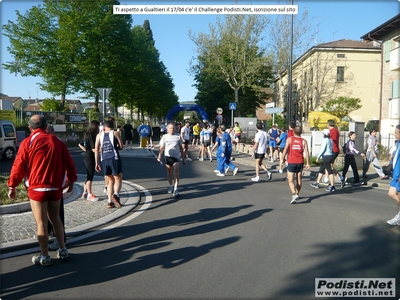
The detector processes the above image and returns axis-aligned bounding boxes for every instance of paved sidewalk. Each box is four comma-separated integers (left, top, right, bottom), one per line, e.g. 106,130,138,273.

0,145,391,253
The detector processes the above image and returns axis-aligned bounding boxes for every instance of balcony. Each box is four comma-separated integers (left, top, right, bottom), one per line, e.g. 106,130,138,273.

390,47,400,71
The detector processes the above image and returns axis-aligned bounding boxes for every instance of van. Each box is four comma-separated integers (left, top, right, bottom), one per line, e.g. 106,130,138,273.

0,120,17,160
307,111,341,130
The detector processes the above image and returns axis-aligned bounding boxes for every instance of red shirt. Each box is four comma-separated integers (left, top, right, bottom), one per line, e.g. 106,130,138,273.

8,128,77,190
288,129,294,138
329,127,340,153
288,136,305,164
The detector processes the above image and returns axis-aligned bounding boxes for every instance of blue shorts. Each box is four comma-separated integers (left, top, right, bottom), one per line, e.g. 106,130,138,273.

389,179,400,192
103,158,122,176
269,140,277,148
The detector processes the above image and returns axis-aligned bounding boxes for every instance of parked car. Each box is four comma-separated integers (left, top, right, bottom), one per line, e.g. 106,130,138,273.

365,120,379,132
0,120,17,160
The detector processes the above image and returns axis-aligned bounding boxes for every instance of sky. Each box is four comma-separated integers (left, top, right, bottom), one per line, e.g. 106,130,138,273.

1,0,399,103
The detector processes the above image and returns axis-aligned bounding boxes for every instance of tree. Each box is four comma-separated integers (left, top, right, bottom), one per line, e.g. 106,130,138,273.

321,96,362,121
190,14,273,116
40,99,62,111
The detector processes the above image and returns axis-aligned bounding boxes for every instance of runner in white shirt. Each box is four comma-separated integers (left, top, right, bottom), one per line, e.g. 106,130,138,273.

180,121,192,161
251,123,272,182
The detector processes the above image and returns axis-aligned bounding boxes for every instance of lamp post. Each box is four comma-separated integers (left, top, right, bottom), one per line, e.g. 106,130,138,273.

287,0,294,124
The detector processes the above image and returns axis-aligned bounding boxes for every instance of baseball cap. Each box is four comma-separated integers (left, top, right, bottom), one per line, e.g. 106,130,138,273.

322,129,330,136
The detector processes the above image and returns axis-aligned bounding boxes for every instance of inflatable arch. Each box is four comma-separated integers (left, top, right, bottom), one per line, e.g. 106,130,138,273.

166,104,208,123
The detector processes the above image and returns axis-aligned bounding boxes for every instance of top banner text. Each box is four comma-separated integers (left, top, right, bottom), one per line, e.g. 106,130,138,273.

113,5,298,15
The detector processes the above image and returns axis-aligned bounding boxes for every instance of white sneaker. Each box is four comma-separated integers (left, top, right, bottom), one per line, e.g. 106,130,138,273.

48,239,68,250
233,167,239,176
290,194,299,204
386,213,400,225
251,176,260,182
103,187,107,194
278,169,283,174
224,167,229,174
186,157,192,161
267,172,272,181
167,185,174,194
199,157,204,161
216,172,225,177
173,189,180,197
214,170,219,173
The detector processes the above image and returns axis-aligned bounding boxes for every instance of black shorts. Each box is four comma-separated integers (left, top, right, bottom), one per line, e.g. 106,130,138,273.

125,135,133,141
193,135,200,140
203,141,210,147
164,156,179,166
183,139,190,145
287,163,304,173
254,153,265,160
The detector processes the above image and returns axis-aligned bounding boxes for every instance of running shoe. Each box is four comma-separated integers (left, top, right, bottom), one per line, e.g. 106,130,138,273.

81,192,88,199
310,182,320,189
107,202,115,209
167,185,174,194
48,239,68,250
325,185,336,192
267,172,272,181
103,187,107,194
233,167,239,176
32,254,53,266
224,166,229,174
87,194,99,201
380,175,388,179
278,169,283,174
199,157,204,161
251,176,260,182
352,181,362,186
216,172,225,177
386,213,400,225
57,248,69,260
214,170,220,173
290,194,299,204
173,189,180,197
112,194,122,208
340,177,345,188
186,157,192,161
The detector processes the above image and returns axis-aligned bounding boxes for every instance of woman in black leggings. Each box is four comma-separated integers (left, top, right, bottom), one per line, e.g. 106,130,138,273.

341,131,365,187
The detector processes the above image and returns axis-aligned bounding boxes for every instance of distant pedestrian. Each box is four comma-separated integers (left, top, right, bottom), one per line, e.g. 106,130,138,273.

158,123,186,197
78,120,100,201
95,119,124,209
278,127,288,173
146,121,153,148
180,121,192,161
327,119,343,184
211,125,238,176
340,131,365,187
281,125,310,204
386,125,400,226
199,124,212,161
268,124,280,162
8,115,76,266
362,129,387,179
123,120,134,150
233,122,243,153
192,122,201,148
251,123,272,182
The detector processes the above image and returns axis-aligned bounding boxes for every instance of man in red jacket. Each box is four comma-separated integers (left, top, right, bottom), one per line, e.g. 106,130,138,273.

8,115,77,266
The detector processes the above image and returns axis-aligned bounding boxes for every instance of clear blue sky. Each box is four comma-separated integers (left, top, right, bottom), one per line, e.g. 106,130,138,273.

1,0,399,103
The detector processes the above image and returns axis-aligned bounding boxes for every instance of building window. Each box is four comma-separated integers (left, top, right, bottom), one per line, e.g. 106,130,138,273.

337,67,345,82
310,67,313,83
384,40,392,62
337,54,345,58
392,80,400,98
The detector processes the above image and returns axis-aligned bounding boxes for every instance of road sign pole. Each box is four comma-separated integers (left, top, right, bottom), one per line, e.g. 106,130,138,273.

231,110,233,128
102,89,106,124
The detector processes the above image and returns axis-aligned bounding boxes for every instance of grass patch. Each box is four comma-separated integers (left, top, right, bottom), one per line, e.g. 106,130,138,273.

0,173,29,206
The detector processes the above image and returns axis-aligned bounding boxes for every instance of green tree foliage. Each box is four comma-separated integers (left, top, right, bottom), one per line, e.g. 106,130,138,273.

3,1,177,121
321,96,362,121
39,99,62,111
190,14,273,116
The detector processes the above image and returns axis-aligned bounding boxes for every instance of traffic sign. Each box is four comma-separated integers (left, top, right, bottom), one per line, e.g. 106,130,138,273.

138,125,151,137
229,102,237,110
265,107,283,114
216,114,223,121
216,107,223,115
265,102,275,108
97,88,112,100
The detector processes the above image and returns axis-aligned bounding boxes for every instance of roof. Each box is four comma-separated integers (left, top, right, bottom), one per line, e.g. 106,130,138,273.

361,13,400,41
315,39,380,50
0,96,23,103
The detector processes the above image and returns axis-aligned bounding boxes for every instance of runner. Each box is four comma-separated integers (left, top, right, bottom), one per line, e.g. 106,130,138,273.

251,123,272,182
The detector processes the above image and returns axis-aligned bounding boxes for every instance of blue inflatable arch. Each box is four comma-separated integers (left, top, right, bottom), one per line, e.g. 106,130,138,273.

166,104,208,123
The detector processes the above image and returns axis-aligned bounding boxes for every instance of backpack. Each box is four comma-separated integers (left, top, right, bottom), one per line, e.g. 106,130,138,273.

342,140,349,154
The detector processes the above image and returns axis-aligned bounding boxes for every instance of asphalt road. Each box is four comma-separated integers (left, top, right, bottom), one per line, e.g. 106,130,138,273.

1,150,399,299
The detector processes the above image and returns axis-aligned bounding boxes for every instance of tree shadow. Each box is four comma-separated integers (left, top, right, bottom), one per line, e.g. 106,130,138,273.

272,224,400,298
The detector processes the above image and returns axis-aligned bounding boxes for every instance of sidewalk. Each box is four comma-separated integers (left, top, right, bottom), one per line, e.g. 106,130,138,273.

0,147,155,253
0,145,390,253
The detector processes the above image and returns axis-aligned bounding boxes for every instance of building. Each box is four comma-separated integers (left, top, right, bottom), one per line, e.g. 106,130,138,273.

361,13,400,135
274,39,381,127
